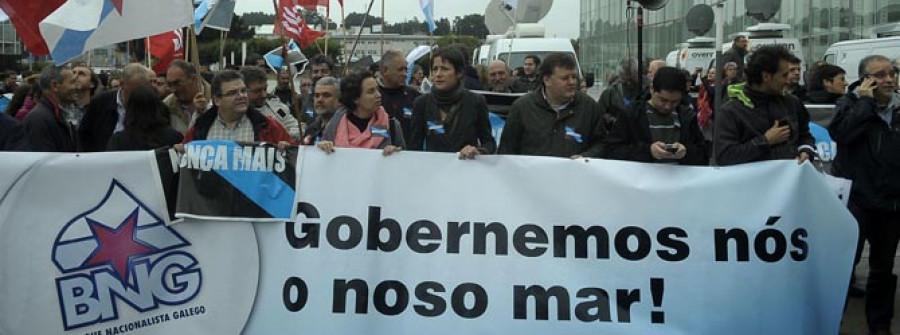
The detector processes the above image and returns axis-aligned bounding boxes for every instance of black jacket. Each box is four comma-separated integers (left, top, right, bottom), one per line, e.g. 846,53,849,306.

828,93,900,211
721,47,747,82
0,113,28,151
601,101,708,165
804,90,842,104
463,66,485,91
714,85,815,165
408,89,496,154
510,75,539,93
107,128,183,151
21,97,80,152
498,90,605,158
379,83,420,142
79,90,119,152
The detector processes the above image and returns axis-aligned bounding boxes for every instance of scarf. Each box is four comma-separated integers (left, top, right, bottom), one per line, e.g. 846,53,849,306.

334,107,391,149
430,81,465,122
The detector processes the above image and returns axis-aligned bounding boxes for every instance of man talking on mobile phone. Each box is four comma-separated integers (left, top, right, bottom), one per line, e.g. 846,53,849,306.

600,66,707,165
829,55,900,335
714,45,816,166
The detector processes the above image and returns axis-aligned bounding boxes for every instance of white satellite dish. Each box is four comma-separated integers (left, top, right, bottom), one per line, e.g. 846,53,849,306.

484,0,553,35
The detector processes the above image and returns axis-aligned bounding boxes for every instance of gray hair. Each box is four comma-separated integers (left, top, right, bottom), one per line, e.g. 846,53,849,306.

39,66,65,90
380,50,405,69
315,76,340,99
120,63,151,83
724,62,738,70
859,55,893,78
618,58,638,77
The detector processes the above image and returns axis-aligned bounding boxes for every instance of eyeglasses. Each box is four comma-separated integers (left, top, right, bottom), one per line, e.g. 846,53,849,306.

220,88,248,98
866,71,898,79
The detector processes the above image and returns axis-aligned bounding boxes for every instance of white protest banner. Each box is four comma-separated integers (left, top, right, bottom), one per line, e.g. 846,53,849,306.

0,152,259,335
246,148,857,334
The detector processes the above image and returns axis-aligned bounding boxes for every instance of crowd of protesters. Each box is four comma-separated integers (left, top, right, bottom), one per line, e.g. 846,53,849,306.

1,40,899,334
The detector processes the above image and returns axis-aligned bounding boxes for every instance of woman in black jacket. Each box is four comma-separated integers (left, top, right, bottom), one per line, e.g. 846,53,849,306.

408,46,495,159
107,85,182,151
805,63,847,104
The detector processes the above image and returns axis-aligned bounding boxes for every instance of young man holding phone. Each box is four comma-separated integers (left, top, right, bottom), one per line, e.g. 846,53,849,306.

600,66,708,165
829,55,900,335
713,45,816,166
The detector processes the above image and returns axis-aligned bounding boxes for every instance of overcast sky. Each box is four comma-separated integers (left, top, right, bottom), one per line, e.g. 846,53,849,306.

234,0,579,39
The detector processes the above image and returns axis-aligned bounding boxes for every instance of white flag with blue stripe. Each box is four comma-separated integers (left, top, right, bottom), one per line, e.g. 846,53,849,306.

418,0,436,33
39,0,193,65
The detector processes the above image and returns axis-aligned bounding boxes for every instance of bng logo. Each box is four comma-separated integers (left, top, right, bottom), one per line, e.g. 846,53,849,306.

51,180,202,330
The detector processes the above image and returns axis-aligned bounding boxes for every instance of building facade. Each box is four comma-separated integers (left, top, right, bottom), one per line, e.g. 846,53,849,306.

580,0,900,85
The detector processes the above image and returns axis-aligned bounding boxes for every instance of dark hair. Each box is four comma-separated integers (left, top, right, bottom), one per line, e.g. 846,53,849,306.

432,46,466,75
4,84,31,116
652,67,688,94
525,54,541,65
123,85,170,149
809,64,846,91
311,54,335,71
536,53,576,81
211,70,244,97
90,72,101,96
239,66,268,85
744,45,795,85
39,66,65,91
169,60,197,77
339,70,374,111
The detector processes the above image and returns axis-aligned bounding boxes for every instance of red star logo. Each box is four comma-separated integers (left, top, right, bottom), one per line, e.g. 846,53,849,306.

110,0,124,15
84,208,155,281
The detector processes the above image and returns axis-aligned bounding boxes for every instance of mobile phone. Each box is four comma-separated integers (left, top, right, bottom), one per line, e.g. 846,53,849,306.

664,143,678,153
777,117,790,127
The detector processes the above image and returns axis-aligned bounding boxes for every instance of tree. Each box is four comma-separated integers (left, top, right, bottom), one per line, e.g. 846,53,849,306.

344,12,382,28
243,11,275,26
433,18,452,36
435,35,481,58
197,14,255,43
454,14,488,40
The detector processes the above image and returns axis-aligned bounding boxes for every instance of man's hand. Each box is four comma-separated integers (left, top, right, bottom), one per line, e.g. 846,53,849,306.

650,141,675,160
192,92,208,112
382,145,402,156
458,145,480,160
276,141,291,151
797,151,810,164
764,121,791,145
316,140,335,154
859,77,877,98
673,142,687,160
173,143,185,153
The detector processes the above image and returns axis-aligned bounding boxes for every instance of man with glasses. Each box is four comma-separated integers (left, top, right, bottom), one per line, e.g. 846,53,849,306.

181,70,294,145
241,66,301,141
601,67,707,165
829,55,900,335
714,45,815,165
164,60,211,134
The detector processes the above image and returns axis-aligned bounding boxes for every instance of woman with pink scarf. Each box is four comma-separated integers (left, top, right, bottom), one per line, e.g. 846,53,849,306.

317,70,405,156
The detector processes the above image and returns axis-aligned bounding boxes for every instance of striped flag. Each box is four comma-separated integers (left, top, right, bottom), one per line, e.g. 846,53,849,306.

276,0,325,48
418,0,436,33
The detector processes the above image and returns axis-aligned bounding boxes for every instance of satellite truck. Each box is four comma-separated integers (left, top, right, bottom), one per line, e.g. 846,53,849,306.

823,23,900,83
476,0,593,86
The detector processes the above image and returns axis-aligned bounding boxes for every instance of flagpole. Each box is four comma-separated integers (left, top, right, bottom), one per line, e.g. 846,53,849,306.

343,0,376,75
380,0,384,55
274,0,302,121
219,30,226,70
146,37,151,68
324,3,330,56
341,2,347,69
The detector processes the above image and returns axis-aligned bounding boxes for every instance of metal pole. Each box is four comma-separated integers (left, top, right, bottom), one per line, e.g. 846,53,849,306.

380,0,385,55
637,6,643,90
343,0,376,75
712,1,725,167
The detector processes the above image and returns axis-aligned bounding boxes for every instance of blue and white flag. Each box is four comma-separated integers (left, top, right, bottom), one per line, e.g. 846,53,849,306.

176,141,298,222
194,0,214,33
39,0,193,65
418,0,436,33
264,39,308,74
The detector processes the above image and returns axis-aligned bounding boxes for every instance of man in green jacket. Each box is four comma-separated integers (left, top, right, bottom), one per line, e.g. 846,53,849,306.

498,53,606,158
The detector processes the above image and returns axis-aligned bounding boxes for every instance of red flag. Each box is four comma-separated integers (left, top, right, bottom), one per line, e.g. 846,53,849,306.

276,0,325,48
146,30,184,73
0,0,67,55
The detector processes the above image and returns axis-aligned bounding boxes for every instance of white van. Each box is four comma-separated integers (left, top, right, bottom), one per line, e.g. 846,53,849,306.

484,24,581,75
823,24,900,83
678,37,716,73
744,23,805,83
